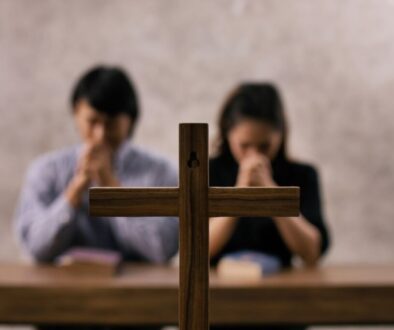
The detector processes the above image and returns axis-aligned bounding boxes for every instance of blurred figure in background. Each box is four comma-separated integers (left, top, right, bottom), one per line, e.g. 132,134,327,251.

15,65,178,264
14,65,177,329
209,83,330,330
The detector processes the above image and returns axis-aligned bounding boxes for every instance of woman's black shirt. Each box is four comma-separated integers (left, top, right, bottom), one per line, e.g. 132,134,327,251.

209,153,330,267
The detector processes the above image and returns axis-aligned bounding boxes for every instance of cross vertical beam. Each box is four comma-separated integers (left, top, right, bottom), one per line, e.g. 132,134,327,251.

179,124,209,330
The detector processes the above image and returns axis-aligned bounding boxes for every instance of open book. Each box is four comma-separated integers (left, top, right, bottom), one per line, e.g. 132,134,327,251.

216,250,282,280
56,247,122,276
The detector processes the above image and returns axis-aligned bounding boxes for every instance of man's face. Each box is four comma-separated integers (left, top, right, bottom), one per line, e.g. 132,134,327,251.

73,99,132,150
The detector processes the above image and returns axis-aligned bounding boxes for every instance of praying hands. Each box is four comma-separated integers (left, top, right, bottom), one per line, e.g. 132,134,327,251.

66,142,119,208
236,151,277,187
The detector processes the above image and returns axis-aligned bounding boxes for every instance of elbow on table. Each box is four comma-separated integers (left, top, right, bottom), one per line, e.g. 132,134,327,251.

22,241,57,264
146,250,174,264
14,231,51,264
147,238,179,264
18,231,58,264
302,243,326,268
303,254,320,267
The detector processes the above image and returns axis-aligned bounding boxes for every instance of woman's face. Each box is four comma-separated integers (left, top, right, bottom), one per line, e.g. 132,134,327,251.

227,119,283,163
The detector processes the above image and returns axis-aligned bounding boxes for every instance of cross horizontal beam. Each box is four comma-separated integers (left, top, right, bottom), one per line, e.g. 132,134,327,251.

89,187,299,218
209,187,299,217
89,188,178,217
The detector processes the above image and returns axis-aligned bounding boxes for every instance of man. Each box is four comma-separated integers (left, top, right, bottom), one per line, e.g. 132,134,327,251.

14,65,178,266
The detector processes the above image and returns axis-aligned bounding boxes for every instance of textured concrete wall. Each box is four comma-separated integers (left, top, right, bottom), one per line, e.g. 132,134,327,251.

1,1,394,328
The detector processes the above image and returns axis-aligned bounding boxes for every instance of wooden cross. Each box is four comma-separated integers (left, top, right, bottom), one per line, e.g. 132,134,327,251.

89,123,299,330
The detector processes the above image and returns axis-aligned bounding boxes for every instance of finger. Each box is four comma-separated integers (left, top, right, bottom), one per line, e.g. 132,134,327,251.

92,125,105,145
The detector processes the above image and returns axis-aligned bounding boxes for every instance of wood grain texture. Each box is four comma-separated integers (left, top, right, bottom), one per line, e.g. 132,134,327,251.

89,186,299,217
89,188,179,217
179,124,209,330
0,264,393,325
208,187,299,217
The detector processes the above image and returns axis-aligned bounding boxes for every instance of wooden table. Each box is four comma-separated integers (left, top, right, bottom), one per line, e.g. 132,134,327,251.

0,264,393,326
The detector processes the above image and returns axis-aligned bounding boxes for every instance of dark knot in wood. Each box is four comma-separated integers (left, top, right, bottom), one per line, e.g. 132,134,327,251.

187,151,200,168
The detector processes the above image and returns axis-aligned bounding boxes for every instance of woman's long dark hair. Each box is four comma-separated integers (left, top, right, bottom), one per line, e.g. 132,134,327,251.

215,82,289,163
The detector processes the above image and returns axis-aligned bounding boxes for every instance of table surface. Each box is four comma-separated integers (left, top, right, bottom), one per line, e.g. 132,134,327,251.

0,263,393,326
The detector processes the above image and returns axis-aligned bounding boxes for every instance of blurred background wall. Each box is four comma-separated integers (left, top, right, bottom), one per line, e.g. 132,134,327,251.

1,0,394,328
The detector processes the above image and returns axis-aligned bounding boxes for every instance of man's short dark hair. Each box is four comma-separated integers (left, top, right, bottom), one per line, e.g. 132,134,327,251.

71,65,139,122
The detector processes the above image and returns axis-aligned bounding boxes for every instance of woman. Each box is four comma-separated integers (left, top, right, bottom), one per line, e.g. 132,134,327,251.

209,84,330,329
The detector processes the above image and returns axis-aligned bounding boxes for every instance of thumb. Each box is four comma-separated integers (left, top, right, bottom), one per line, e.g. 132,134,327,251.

92,125,105,145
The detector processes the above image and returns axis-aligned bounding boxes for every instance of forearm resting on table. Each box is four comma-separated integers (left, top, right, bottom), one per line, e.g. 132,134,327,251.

274,215,322,266
209,216,238,259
